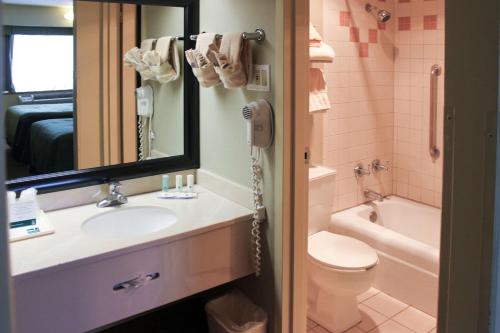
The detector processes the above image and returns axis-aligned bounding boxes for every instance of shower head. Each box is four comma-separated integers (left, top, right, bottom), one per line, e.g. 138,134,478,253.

365,3,392,23
377,9,392,23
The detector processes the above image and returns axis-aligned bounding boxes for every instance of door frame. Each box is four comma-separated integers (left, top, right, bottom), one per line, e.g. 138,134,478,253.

438,0,499,331
282,0,309,332
0,4,14,331
284,0,500,332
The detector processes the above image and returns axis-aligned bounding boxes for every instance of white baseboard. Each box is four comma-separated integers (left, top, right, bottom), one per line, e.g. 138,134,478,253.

196,169,252,209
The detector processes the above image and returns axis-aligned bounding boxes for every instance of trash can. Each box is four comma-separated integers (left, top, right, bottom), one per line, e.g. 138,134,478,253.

205,291,268,333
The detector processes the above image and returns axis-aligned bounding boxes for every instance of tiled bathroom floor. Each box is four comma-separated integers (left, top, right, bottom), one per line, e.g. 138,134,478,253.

307,288,437,333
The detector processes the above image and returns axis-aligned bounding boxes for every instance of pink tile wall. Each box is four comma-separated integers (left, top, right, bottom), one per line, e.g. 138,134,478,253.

312,0,444,211
318,0,395,212
393,0,444,207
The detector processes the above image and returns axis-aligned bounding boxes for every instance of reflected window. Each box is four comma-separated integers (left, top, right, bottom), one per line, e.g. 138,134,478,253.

11,34,74,93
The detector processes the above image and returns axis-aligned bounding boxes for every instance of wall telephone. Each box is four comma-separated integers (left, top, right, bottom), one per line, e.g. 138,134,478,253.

242,99,274,277
136,86,154,160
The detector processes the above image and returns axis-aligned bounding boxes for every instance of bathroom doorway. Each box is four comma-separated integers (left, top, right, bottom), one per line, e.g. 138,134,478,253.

285,0,499,332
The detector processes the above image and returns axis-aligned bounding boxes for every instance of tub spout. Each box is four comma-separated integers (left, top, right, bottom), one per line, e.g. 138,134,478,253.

364,189,384,202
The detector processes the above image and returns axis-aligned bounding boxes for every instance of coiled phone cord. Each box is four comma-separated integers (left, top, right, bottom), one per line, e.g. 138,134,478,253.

251,147,264,277
138,117,147,161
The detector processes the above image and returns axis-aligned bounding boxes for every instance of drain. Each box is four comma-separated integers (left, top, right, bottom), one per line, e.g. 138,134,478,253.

369,211,378,223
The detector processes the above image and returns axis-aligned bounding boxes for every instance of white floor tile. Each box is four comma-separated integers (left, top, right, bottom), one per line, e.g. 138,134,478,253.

358,287,380,303
363,292,409,318
393,307,436,333
308,318,319,329
368,320,414,333
357,303,389,332
313,325,331,333
344,326,365,333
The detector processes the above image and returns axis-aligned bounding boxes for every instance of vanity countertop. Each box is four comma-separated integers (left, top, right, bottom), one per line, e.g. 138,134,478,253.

10,186,253,278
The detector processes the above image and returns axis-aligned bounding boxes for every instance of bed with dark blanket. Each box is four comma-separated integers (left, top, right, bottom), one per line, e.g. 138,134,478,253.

5,103,73,162
29,119,74,174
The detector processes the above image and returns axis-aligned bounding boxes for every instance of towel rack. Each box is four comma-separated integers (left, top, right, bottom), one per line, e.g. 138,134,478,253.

189,29,266,42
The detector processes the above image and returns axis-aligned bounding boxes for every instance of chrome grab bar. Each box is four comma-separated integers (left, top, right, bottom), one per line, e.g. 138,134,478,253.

429,64,442,160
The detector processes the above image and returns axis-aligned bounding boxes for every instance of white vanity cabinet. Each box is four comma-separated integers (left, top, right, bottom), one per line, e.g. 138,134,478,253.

14,219,254,333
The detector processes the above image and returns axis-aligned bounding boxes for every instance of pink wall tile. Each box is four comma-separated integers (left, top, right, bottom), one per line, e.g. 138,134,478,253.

359,43,369,57
350,27,360,42
423,15,438,30
340,11,351,26
369,29,378,43
398,16,411,30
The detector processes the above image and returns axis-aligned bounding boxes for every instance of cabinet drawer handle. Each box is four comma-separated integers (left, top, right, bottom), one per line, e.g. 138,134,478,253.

113,272,160,291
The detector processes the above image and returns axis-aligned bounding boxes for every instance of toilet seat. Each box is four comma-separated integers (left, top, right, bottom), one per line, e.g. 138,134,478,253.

308,231,378,271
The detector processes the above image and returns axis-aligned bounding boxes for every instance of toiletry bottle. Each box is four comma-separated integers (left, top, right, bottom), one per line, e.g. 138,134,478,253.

162,175,170,193
176,175,183,192
187,174,194,193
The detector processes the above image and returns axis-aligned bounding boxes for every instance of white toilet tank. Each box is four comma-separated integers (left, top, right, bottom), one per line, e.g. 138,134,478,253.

308,166,336,235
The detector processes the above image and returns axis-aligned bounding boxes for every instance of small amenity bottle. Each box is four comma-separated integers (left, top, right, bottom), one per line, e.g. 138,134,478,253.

187,174,194,193
175,175,183,192
162,175,169,193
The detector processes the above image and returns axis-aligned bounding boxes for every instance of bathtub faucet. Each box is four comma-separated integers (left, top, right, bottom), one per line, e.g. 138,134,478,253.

364,189,385,202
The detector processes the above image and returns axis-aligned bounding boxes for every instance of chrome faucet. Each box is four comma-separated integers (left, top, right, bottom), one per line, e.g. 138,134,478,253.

354,163,370,178
96,181,128,208
371,159,390,173
364,189,384,202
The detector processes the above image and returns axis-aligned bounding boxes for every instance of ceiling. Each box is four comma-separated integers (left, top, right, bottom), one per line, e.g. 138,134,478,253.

3,0,72,6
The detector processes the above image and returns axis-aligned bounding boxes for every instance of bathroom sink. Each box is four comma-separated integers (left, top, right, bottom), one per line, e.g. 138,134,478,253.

82,206,177,238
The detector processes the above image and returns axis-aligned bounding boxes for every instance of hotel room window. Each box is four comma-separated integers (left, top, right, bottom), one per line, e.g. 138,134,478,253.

11,35,73,93
3,26,74,94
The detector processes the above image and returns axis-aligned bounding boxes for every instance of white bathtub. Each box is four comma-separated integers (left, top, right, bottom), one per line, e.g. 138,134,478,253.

330,196,441,316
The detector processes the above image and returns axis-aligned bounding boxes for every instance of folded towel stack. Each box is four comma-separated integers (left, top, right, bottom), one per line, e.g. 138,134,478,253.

185,33,222,87
309,23,335,63
186,32,252,89
309,68,331,113
309,23,333,113
124,37,180,84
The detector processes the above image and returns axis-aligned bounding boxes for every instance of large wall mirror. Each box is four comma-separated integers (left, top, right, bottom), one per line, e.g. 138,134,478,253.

2,0,199,192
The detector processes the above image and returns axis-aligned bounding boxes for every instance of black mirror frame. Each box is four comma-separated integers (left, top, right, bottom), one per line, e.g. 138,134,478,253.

5,0,200,194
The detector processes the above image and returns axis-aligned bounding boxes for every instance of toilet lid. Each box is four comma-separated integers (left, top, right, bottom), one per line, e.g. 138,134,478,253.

308,231,378,271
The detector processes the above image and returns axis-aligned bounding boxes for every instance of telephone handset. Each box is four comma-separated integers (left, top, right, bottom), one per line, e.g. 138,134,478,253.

136,86,154,118
136,86,154,161
242,99,274,277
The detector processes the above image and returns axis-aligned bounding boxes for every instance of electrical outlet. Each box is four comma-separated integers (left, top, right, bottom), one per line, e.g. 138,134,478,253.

247,64,270,92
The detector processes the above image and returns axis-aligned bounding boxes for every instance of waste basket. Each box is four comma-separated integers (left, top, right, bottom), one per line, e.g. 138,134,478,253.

205,291,268,333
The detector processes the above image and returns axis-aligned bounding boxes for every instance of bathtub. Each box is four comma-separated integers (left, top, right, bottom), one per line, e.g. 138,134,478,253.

330,196,441,316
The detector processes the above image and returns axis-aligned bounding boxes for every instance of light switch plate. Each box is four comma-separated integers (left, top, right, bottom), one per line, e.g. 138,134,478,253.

247,64,270,92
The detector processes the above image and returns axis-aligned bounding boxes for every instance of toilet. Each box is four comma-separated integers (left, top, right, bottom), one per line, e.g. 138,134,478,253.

308,166,379,333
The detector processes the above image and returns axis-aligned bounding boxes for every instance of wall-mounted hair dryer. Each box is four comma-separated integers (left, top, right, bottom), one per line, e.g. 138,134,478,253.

242,99,274,149
241,99,273,277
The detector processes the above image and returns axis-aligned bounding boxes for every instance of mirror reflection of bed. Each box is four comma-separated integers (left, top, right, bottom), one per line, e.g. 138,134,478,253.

5,97,75,179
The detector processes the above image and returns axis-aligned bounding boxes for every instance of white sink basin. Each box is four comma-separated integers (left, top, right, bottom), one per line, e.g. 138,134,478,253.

82,206,177,238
